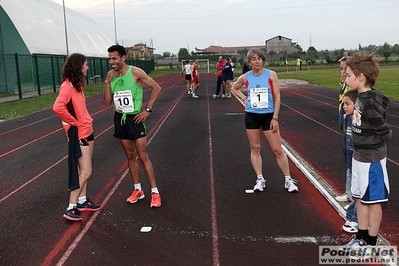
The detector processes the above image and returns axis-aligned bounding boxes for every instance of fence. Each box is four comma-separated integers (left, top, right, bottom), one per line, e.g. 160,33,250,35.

0,53,155,99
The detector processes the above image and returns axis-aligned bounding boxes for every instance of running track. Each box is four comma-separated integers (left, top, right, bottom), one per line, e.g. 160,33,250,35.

0,73,397,265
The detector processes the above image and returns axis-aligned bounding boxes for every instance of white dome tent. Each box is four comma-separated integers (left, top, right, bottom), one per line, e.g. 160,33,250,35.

0,0,114,57
0,0,119,95
0,0,154,96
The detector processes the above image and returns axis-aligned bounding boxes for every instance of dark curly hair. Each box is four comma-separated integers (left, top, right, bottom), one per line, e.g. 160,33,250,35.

62,53,87,92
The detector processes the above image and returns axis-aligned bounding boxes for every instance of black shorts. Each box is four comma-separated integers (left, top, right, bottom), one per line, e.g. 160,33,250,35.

79,132,94,146
113,112,147,140
185,74,191,81
245,112,274,131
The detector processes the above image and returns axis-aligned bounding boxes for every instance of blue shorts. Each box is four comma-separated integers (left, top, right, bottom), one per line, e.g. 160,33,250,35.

351,157,389,204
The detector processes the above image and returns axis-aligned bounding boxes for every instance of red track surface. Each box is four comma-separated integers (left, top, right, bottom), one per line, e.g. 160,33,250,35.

1,73,397,265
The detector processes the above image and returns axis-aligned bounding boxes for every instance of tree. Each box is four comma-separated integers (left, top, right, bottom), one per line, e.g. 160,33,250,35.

295,44,303,53
178,48,190,61
162,51,171,58
237,48,249,64
268,50,276,62
323,50,334,64
306,46,318,60
237,48,249,57
392,44,399,55
380,42,392,62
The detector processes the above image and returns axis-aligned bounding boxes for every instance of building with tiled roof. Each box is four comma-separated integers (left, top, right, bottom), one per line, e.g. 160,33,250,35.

193,36,300,56
265,35,300,54
126,43,154,60
194,45,264,55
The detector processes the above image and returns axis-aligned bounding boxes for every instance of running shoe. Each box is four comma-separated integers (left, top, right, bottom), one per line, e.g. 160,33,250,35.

285,178,299,192
348,239,373,260
150,193,161,208
126,190,145,204
77,198,102,212
253,178,266,192
63,207,82,221
339,234,359,251
225,94,231,98
221,94,226,98
212,94,217,98
192,94,199,99
335,192,349,202
341,221,358,233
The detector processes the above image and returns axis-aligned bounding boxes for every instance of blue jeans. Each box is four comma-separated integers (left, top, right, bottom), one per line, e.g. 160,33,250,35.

346,168,357,222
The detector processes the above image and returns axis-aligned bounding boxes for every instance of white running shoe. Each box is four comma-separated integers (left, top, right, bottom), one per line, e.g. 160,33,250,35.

192,94,199,99
339,234,359,251
253,178,266,192
335,192,349,202
342,221,358,233
285,178,299,192
212,94,217,98
348,239,373,260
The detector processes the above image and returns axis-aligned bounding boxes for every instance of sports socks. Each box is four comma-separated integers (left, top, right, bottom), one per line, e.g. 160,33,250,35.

151,187,159,194
67,203,77,211
368,235,378,246
357,229,369,242
134,183,142,191
78,196,87,204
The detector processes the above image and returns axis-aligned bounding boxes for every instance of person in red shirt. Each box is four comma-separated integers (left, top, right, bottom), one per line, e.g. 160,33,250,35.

190,58,200,98
213,56,225,98
53,53,101,222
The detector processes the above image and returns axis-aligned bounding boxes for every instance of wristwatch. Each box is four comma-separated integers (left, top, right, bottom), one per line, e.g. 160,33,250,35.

145,107,152,113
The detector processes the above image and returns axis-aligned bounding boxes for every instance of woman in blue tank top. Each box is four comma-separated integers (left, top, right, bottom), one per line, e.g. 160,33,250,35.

231,48,299,193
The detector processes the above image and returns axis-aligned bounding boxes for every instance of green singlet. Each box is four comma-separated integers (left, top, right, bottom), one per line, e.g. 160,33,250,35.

110,66,144,124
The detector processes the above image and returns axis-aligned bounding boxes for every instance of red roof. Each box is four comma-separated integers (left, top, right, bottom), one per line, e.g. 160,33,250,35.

195,45,265,54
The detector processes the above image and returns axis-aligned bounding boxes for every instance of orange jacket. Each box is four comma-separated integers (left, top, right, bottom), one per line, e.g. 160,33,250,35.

53,79,93,140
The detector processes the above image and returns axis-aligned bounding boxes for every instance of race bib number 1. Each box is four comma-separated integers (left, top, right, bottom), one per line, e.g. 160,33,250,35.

250,88,268,108
114,90,134,113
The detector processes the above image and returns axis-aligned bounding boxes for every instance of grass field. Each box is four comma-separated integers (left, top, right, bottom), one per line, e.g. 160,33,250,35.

0,65,398,121
278,65,399,99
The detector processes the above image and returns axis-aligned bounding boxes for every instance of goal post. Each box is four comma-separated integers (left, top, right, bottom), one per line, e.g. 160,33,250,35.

181,59,210,73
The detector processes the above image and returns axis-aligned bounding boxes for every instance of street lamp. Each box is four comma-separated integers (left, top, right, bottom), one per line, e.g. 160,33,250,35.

62,0,69,55
113,0,118,44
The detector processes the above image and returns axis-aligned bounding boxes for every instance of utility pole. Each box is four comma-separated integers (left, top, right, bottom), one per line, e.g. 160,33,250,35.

113,0,118,44
62,0,69,55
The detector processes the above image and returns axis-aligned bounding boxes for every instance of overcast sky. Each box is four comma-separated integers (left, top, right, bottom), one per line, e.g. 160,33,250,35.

52,0,399,55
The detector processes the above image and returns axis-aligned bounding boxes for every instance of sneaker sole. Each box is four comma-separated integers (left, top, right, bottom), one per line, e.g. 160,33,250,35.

288,188,299,193
63,214,82,221
342,226,358,233
77,206,102,212
126,195,145,204
150,203,161,208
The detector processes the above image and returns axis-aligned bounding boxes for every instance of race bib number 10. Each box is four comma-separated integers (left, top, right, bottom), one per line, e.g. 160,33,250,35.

114,90,134,113
250,88,268,108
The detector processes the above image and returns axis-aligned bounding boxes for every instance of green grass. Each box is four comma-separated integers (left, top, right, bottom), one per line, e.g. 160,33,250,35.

277,65,399,99
1,65,398,121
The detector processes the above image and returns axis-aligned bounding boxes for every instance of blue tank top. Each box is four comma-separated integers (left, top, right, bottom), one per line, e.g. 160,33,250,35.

245,69,274,114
